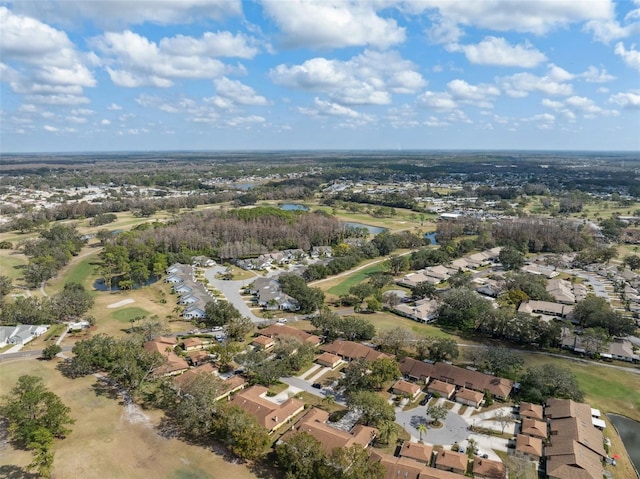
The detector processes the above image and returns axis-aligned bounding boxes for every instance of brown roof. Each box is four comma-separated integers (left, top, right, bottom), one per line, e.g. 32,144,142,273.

182,337,203,349
259,324,321,345
515,434,543,458
428,379,456,396
321,340,392,362
455,387,484,403
173,363,218,388
473,457,506,479
399,441,433,464
284,408,377,455
187,350,210,363
545,398,592,420
315,351,341,366
229,385,304,432
370,451,428,479
393,380,421,396
435,450,468,472
521,418,547,439
519,402,544,420
399,358,513,399
548,417,606,457
546,440,603,479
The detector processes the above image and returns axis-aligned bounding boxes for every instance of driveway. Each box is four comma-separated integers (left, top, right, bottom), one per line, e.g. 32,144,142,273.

280,376,347,406
395,404,469,445
203,266,265,323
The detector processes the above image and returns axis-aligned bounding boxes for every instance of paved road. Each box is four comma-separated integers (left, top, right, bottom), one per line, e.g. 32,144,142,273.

203,266,265,323
0,346,73,362
280,375,347,405
395,403,469,445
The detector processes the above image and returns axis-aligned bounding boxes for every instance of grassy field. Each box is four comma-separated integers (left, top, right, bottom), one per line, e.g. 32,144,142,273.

326,263,387,296
111,307,153,323
0,360,261,479
0,250,28,282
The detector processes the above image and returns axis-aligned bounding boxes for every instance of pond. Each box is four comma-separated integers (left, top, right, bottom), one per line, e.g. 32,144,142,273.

607,414,640,476
342,221,385,235
424,231,439,245
93,276,159,291
280,203,309,211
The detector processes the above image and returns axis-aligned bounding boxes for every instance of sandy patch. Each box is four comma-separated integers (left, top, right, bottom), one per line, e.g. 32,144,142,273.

107,298,135,309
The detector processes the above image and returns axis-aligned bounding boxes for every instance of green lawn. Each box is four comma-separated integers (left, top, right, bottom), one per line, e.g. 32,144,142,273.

0,251,27,281
327,263,386,296
111,307,151,323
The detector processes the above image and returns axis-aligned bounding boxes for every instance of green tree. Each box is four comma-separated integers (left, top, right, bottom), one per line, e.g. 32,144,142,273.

214,404,271,460
623,254,640,270
274,432,326,479
428,337,459,362
481,346,524,377
0,274,13,300
329,444,385,479
519,364,584,403
499,246,525,271
171,372,223,436
226,315,254,341
386,255,409,275
50,282,95,321
417,422,428,442
426,404,448,426
347,391,395,427
411,281,438,300
376,327,414,356
368,357,402,390
437,288,493,331
204,300,242,327
573,295,636,337
42,344,62,360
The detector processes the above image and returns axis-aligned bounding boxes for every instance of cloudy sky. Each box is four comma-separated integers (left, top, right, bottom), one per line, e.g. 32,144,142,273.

1,0,639,153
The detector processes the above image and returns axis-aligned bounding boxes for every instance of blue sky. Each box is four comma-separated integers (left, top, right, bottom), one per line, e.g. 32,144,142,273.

1,0,639,152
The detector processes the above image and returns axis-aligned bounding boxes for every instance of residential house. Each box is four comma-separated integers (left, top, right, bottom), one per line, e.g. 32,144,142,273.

230,385,304,434
315,352,342,368
311,246,332,258
192,256,215,267
398,271,436,288
370,451,430,479
258,324,321,346
521,264,559,279
418,469,467,479
165,273,184,284
472,457,506,479
392,298,439,323
183,305,206,320
434,450,468,475
518,300,574,320
0,325,49,347
519,402,544,421
216,375,247,401
181,337,204,351
546,279,576,304
455,388,484,408
427,379,456,399
520,418,547,439
143,337,189,376
400,357,434,383
545,441,604,479
173,283,192,295
320,340,392,363
251,335,275,350
399,441,433,465
515,434,543,460
392,380,421,399
284,408,377,455
186,350,210,366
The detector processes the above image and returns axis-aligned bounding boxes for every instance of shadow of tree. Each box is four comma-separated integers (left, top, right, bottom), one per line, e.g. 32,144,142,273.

0,465,38,479
91,378,121,402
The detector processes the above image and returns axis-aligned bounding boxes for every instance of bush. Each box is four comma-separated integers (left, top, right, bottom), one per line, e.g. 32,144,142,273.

42,344,62,360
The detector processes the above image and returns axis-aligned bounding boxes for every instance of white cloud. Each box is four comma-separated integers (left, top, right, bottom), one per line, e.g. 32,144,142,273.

101,119,111,125
299,97,370,119
93,30,250,87
447,79,500,108
614,42,640,70
583,2,640,44
416,91,458,110
262,0,405,49
609,90,640,109
159,32,259,59
211,77,269,106
542,95,618,118
423,0,612,38
580,66,616,82
497,65,574,97
107,103,122,110
386,104,420,128
0,7,95,103
43,125,59,132
270,50,425,105
10,0,242,28
453,36,547,67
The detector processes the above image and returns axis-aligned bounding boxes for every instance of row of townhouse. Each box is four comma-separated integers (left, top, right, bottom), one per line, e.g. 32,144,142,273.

399,357,513,401
165,263,214,319
236,248,317,270
247,277,300,311
559,327,640,362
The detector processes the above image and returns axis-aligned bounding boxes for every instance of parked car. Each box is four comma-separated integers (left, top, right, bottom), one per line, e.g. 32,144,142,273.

312,383,322,389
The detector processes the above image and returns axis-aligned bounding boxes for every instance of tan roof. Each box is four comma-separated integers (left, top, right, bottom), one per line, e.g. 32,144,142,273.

230,385,304,432
173,363,218,388
251,335,275,347
419,469,467,479
284,408,377,455
315,351,341,366
545,398,592,421
519,402,544,420
187,350,210,363
259,324,321,345
473,456,506,479
400,357,436,381
393,380,421,396
143,337,189,375
182,337,203,348
321,340,392,362
370,451,428,479
515,434,543,458
455,387,484,403
435,450,468,472
399,441,433,464
521,418,547,439
428,379,456,396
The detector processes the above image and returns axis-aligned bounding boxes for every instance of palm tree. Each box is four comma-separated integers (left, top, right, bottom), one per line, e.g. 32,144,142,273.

322,394,336,411
417,423,428,443
377,420,399,445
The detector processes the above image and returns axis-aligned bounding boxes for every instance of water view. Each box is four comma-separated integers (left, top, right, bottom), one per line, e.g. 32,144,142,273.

280,203,309,211
342,221,386,235
607,414,640,477
424,231,439,245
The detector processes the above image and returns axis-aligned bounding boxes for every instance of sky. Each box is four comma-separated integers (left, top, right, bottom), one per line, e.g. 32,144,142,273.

1,0,639,153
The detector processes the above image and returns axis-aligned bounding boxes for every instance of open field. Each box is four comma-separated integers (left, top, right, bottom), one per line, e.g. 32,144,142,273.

327,263,386,296
0,250,28,282
0,360,261,479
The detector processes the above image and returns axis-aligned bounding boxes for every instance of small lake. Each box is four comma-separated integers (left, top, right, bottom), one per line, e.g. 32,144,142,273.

607,414,640,476
342,221,385,235
424,231,439,245
280,203,309,211
94,276,159,291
